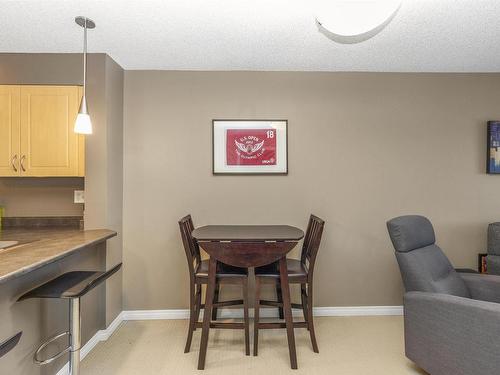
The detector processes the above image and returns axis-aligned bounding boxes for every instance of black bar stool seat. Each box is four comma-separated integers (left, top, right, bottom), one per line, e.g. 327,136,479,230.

18,265,122,301
0,332,22,359
17,263,122,375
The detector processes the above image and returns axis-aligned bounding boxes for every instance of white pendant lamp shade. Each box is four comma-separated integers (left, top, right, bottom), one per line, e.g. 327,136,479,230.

74,16,95,134
74,113,92,134
74,96,92,134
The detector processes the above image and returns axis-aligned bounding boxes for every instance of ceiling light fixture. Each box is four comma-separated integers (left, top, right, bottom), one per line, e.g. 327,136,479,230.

74,16,95,135
315,0,402,44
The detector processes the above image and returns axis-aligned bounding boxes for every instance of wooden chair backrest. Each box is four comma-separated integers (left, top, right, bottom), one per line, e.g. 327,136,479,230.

300,214,325,277
179,215,201,278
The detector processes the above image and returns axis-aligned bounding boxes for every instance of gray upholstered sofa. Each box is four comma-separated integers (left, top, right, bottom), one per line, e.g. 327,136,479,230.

387,215,500,375
487,222,500,275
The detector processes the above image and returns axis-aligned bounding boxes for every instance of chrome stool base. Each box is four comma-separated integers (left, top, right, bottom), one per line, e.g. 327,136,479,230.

33,298,81,374
69,298,81,375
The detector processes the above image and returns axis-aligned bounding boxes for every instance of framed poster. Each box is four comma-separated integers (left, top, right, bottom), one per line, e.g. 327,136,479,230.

213,120,288,175
487,121,500,174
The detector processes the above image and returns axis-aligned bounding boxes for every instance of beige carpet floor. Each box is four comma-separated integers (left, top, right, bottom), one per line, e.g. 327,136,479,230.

82,316,427,374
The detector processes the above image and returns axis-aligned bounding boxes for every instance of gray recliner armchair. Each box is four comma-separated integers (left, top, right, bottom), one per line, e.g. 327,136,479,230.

487,222,500,275
387,215,500,375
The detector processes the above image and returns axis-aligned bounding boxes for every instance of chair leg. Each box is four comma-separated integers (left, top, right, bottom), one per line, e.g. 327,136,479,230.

184,282,196,353
194,284,202,331
198,257,217,370
253,277,261,356
279,257,297,369
301,284,309,331
276,282,284,320
242,278,250,356
212,283,220,321
306,282,319,353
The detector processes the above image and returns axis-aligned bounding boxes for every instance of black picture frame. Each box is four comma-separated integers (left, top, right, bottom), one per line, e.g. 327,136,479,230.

487,121,500,174
212,119,288,175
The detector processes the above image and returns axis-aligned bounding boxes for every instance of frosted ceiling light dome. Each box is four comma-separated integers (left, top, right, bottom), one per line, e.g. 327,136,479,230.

316,0,402,43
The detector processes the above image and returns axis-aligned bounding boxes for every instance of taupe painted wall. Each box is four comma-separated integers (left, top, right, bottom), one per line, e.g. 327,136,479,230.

0,177,84,216
123,71,500,309
103,56,124,324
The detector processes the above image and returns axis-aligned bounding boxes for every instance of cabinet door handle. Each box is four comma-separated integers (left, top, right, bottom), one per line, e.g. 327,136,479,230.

20,155,26,172
11,155,18,172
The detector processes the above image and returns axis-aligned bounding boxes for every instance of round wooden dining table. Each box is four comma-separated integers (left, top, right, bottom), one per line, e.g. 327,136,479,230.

192,225,304,370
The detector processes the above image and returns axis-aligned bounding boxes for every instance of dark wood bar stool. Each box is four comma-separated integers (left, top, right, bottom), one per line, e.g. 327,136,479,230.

179,215,250,358
17,263,122,375
254,215,325,356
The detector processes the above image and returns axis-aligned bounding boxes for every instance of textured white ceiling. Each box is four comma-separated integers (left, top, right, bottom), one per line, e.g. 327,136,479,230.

1,0,499,71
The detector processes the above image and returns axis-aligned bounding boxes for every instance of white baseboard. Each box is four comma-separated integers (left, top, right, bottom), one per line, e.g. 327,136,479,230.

122,305,403,320
122,309,189,320
55,312,125,375
55,305,402,374
313,306,404,316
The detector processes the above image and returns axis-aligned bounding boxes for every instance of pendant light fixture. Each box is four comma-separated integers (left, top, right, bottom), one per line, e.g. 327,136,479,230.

74,16,95,134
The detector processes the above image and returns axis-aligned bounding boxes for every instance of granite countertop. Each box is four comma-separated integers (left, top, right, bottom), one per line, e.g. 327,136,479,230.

0,228,116,284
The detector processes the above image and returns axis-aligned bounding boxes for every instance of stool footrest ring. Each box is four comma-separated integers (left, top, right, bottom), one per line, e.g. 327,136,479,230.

34,331,71,365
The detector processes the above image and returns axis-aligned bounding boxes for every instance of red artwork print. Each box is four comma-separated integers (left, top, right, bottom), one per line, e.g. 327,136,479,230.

226,129,277,166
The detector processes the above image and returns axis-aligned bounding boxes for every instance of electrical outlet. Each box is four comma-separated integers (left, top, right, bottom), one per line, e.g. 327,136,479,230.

74,190,85,204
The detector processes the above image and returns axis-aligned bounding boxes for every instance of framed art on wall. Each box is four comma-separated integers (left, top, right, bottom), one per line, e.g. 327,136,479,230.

212,120,288,175
487,121,500,174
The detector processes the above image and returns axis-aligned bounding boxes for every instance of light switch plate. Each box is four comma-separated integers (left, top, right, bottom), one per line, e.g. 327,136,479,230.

74,190,85,204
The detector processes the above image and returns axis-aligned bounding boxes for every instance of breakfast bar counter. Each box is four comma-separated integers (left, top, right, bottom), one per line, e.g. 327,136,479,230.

0,229,116,284
0,226,117,374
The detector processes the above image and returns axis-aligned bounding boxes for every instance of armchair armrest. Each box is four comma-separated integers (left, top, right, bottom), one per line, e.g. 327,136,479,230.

404,291,500,375
459,273,500,303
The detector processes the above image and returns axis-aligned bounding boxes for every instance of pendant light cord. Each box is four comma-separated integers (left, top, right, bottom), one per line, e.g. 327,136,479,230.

82,18,87,99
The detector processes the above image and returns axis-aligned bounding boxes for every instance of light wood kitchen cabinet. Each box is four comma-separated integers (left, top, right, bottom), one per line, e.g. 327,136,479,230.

0,86,20,176
0,85,85,177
